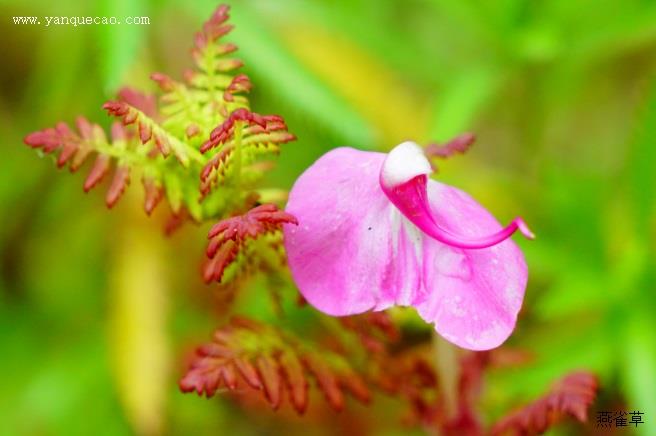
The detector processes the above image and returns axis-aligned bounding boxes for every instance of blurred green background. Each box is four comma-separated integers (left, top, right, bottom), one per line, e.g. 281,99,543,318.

1,0,656,434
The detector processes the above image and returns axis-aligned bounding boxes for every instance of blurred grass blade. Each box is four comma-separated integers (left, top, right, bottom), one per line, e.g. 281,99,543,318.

566,6,656,68
97,0,148,94
622,310,656,436
275,21,428,146
21,24,86,121
109,194,169,435
626,78,656,226
428,66,501,140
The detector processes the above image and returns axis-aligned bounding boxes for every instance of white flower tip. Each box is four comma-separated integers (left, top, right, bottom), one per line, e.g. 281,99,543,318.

380,141,433,188
517,218,536,240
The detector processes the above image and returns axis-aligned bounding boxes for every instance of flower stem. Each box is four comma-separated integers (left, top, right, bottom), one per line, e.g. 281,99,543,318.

433,332,460,420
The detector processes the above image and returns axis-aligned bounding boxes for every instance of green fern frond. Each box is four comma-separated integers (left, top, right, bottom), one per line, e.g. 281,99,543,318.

151,5,251,142
103,100,203,166
25,4,295,225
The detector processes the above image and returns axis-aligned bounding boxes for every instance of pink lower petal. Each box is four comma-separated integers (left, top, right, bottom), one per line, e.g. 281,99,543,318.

284,147,528,350
415,182,528,350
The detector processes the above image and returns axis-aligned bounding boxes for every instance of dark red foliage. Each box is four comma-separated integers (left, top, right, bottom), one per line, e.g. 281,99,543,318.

278,350,308,413
150,72,175,92
190,4,242,72
203,239,238,283
117,87,159,119
256,354,283,409
339,312,400,353
164,208,192,236
24,122,72,155
203,204,298,283
200,145,233,188
185,124,201,139
425,132,476,159
372,349,439,426
103,101,171,156
103,101,136,123
24,118,135,208
195,4,232,49
180,317,370,414
142,177,164,215
106,166,130,208
304,353,371,411
200,108,295,153
83,154,110,191
223,74,252,102
25,118,92,170
198,107,295,198
207,204,298,251
491,371,599,435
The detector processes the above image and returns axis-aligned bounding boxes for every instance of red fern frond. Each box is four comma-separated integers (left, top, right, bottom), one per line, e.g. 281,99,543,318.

84,154,111,191
207,203,297,249
339,312,400,353
200,108,294,153
24,118,135,208
117,87,159,119
106,165,130,208
372,349,438,426
164,207,192,236
278,350,308,413
199,108,295,197
150,72,176,92
223,74,252,102
195,4,232,47
203,204,297,283
199,145,234,197
491,371,599,435
191,5,241,72
103,101,168,155
186,124,201,139
180,317,370,414
25,117,99,171
303,353,371,410
142,177,164,215
203,239,238,283
425,132,476,159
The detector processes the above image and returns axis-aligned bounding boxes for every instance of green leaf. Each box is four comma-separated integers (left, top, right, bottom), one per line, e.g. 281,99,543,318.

428,66,502,140
622,310,656,436
163,171,182,213
626,77,656,226
96,0,148,94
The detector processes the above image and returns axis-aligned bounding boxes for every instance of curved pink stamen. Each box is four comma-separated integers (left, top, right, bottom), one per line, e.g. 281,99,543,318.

381,174,535,249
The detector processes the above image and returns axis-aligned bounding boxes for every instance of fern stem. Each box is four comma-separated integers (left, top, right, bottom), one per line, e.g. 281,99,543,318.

233,121,244,190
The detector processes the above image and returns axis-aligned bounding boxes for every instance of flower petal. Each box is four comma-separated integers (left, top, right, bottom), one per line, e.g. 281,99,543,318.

284,147,398,315
284,147,528,350
415,181,528,350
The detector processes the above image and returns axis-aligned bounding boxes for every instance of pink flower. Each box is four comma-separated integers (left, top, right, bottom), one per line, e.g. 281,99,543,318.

283,142,533,350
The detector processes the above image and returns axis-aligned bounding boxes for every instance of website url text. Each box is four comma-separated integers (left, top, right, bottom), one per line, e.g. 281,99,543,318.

13,16,151,26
